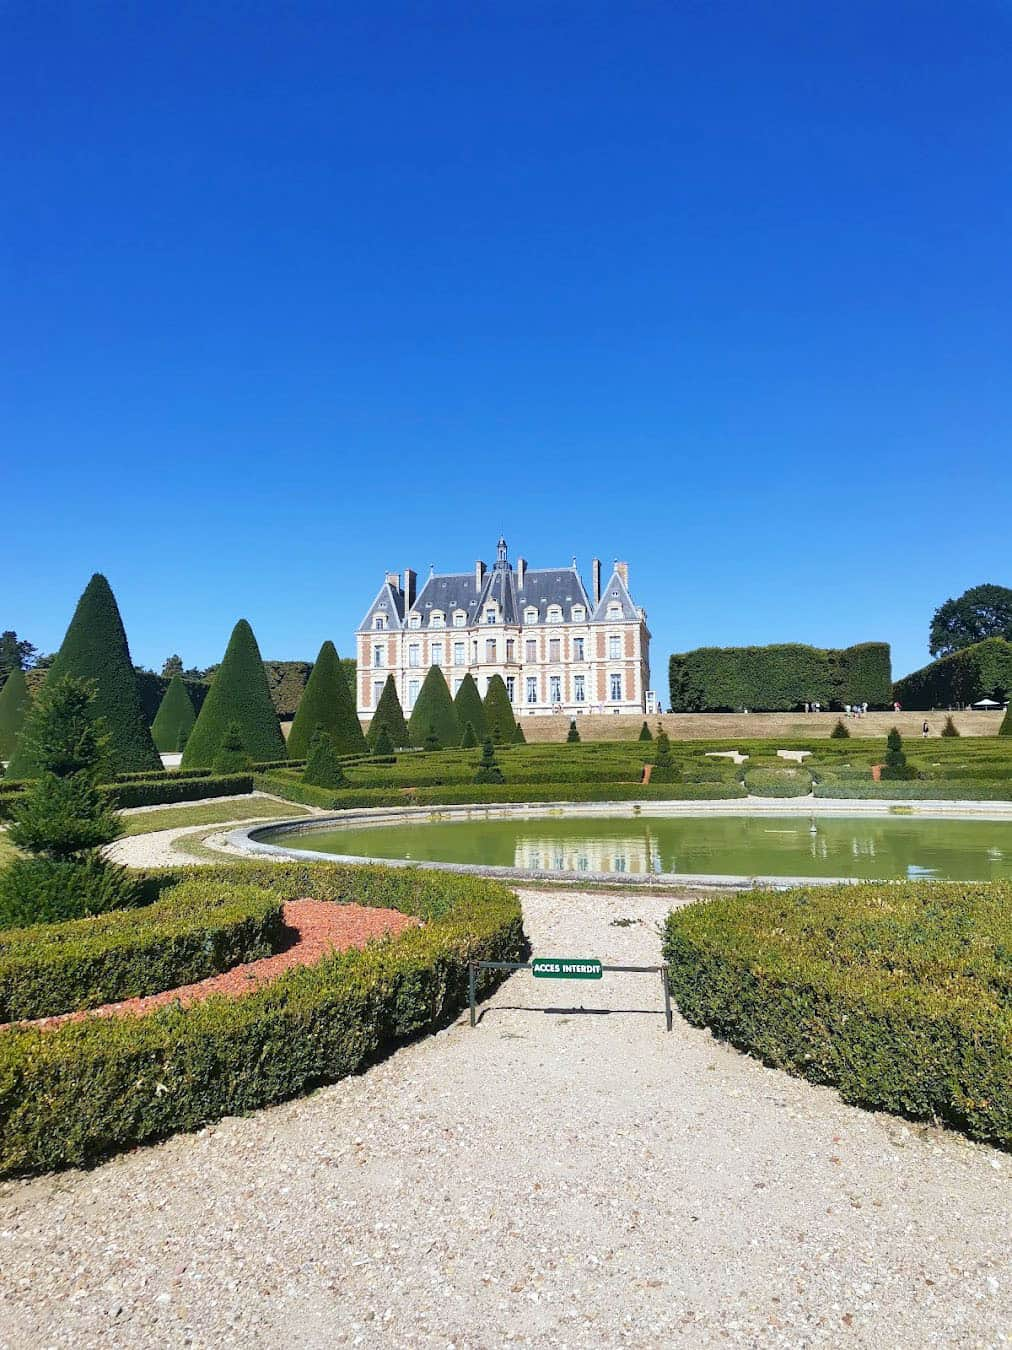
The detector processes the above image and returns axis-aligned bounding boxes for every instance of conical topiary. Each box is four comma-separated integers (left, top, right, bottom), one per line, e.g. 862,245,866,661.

483,674,515,744
0,665,31,761
651,729,676,782
474,737,505,784
423,723,441,752
881,726,910,780
303,726,347,788
8,573,160,777
212,720,253,774
453,673,487,743
940,715,960,737
372,723,394,757
181,620,285,767
408,666,459,748
566,719,580,743
1000,702,1012,736
367,675,409,750
287,640,366,759
830,718,850,739
150,673,196,753
460,720,478,748
638,720,653,741
512,720,526,743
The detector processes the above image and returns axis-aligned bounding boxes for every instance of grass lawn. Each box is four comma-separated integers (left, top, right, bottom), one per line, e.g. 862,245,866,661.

120,797,312,837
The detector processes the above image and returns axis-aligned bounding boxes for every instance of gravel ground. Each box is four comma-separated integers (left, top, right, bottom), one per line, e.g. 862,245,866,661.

1,887,1009,1348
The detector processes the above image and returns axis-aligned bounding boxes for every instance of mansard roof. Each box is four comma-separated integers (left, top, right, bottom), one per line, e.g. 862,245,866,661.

514,568,591,622
591,567,640,623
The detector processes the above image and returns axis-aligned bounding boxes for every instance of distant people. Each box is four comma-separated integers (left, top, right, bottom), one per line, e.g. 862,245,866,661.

804,701,810,713
844,704,851,717
894,701,901,713
922,719,930,738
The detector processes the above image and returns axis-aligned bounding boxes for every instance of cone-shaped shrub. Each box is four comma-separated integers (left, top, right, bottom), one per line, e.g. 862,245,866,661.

638,720,653,742
474,738,505,784
0,666,31,761
9,574,160,777
651,729,676,782
212,720,253,774
483,674,515,744
367,675,409,750
512,720,526,744
150,673,196,752
303,726,347,788
423,723,442,752
940,715,960,738
453,673,487,743
1001,703,1012,736
408,666,458,748
881,726,912,780
176,726,190,753
287,641,366,759
460,720,478,748
181,620,285,767
372,724,394,757
830,718,850,739
566,719,581,743
0,675,138,928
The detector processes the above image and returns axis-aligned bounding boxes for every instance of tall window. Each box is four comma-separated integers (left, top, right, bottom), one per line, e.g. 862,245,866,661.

549,675,561,704
610,673,622,701
408,643,420,668
525,639,537,663
373,615,386,630
453,678,463,695
549,638,561,663
506,676,515,703
453,641,465,666
484,609,496,624
574,675,585,702
431,642,443,666
373,645,383,668
526,676,537,704
407,678,420,708
485,638,497,662
609,635,621,659
373,680,385,706
573,637,584,661
506,639,515,661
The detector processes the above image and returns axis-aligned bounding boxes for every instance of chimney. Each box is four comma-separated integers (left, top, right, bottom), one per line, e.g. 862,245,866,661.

475,559,486,590
385,571,399,589
592,558,602,606
616,561,629,589
517,557,526,590
403,568,417,609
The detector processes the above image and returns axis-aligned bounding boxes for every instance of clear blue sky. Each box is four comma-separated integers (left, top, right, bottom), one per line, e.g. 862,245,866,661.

3,1,1010,684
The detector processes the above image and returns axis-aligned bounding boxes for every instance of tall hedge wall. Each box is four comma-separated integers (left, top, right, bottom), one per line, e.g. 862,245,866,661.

892,637,1012,710
668,642,892,712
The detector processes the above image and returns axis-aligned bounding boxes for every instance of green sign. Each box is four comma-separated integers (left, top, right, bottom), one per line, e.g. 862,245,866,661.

531,957,603,980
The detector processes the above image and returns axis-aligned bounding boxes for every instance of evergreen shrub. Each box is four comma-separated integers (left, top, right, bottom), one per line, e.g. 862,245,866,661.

638,721,653,741
287,641,366,759
150,674,196,753
0,667,31,761
367,676,409,750
303,727,347,788
941,716,960,738
483,675,516,744
566,720,580,743
372,725,395,757
830,719,850,739
460,721,478,748
474,739,505,784
213,721,254,775
407,667,459,748
181,620,285,768
453,674,487,743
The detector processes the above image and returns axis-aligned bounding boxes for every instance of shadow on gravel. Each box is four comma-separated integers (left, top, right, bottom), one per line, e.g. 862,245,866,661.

473,1005,669,1024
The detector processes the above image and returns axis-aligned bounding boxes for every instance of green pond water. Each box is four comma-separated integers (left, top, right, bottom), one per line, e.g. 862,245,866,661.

255,813,1012,881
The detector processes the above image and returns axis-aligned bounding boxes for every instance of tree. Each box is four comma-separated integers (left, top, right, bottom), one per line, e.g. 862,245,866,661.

181,619,285,767
150,672,196,752
929,584,1012,658
512,720,526,743
7,574,160,777
940,715,960,737
303,726,347,788
453,673,488,742
407,666,459,748
0,666,31,761
367,675,409,750
460,720,478,748
423,723,442,752
651,729,676,782
638,720,653,741
1000,702,1012,737
287,640,366,759
0,630,38,687
830,718,850,739
483,674,515,744
474,738,505,784
212,720,253,774
372,723,395,756
0,676,138,928
881,726,911,780
161,654,184,677
566,719,581,743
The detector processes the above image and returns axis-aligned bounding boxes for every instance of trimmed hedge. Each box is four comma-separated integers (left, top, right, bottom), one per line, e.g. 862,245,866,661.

893,638,1012,711
814,780,1012,801
286,640,366,759
0,774,255,818
182,620,286,768
669,642,892,712
0,666,31,760
407,666,459,749
743,765,812,797
150,673,196,753
0,880,284,1022
663,883,1012,1146
0,862,524,1176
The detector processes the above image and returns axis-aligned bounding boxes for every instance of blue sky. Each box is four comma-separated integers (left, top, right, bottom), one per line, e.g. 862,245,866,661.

3,1,1010,684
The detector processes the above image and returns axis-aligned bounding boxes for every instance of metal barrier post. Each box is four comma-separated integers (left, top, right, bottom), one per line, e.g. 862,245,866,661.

468,960,476,1028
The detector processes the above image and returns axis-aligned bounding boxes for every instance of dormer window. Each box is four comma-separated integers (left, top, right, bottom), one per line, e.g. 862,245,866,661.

408,613,421,629
484,608,497,624
572,606,585,622
373,615,386,630
453,610,466,628
430,611,445,628
547,605,562,624
523,606,538,624
607,602,622,619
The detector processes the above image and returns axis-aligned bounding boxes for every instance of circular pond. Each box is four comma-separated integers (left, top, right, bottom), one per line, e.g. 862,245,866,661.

249,809,1012,882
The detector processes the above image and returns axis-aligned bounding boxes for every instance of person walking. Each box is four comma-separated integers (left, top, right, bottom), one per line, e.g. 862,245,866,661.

922,719,930,738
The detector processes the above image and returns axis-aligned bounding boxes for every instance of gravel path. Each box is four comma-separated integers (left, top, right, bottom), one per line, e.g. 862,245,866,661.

1,888,1008,1347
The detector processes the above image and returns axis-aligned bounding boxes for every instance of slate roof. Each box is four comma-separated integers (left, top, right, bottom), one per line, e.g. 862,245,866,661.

359,579,406,632
590,567,640,623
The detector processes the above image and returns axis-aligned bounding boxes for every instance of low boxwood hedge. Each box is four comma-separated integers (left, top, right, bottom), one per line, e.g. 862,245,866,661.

814,780,1012,800
0,861,524,1176
743,765,812,797
0,879,284,1022
663,882,1012,1146
0,773,255,819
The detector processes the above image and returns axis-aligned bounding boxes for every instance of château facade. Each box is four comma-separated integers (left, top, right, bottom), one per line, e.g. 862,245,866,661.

356,538,652,720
